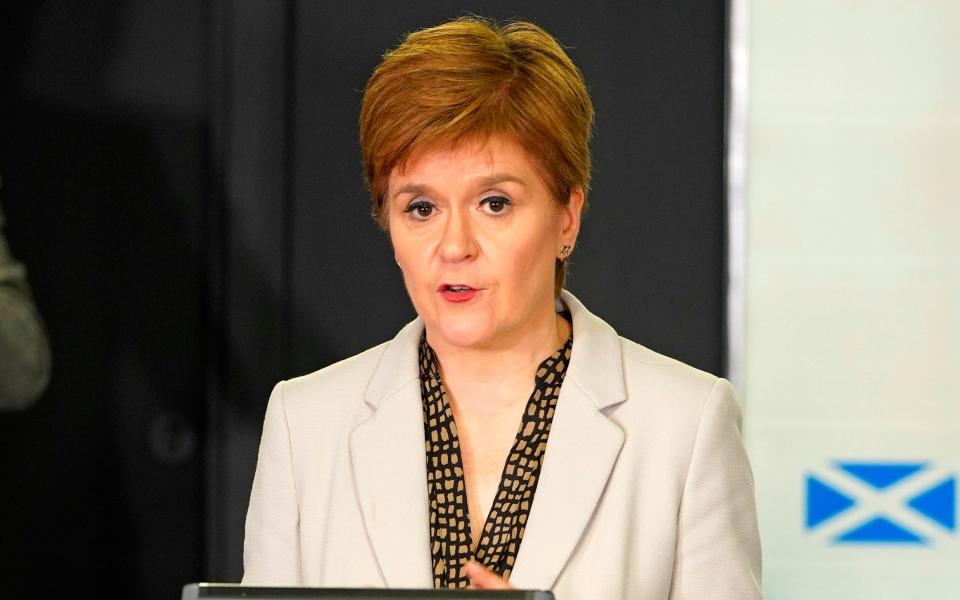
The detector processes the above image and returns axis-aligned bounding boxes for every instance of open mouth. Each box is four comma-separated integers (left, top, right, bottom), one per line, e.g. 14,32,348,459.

438,284,480,302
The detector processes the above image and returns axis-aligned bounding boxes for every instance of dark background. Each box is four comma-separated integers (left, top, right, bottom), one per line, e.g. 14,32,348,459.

0,1,727,598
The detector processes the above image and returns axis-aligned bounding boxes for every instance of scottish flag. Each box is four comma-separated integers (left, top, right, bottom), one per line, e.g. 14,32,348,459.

805,461,956,544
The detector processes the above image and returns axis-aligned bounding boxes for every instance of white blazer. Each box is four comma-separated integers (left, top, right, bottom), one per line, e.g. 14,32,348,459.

243,290,762,599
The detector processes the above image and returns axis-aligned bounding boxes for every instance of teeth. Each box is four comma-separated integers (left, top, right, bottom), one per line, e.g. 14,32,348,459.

448,285,470,292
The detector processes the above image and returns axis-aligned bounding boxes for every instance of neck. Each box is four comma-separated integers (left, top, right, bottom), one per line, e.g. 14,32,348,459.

426,303,571,400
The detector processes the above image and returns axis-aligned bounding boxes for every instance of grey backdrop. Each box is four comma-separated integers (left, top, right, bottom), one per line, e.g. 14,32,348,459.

0,1,726,598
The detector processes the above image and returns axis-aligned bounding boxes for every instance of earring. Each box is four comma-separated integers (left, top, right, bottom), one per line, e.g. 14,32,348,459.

558,245,572,260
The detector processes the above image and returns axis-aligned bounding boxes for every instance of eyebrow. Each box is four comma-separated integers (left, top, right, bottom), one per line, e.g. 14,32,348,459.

392,183,431,199
391,173,527,200
473,173,527,187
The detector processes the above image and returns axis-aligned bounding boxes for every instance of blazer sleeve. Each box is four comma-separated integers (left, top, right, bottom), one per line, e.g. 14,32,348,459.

669,378,763,599
0,204,51,411
243,381,304,585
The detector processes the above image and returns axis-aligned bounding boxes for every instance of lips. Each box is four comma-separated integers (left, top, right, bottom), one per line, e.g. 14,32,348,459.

438,283,480,303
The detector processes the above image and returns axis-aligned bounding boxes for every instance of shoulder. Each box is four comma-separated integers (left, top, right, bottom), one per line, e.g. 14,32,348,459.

560,289,735,424
274,340,391,420
618,337,722,400
262,316,422,439
614,336,740,436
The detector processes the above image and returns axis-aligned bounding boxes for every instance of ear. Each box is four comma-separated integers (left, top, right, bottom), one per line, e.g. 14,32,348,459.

559,186,585,247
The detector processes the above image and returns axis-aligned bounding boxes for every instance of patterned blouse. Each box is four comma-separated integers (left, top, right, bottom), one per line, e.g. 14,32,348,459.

418,327,574,588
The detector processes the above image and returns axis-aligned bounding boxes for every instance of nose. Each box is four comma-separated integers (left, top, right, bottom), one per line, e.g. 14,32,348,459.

438,206,478,263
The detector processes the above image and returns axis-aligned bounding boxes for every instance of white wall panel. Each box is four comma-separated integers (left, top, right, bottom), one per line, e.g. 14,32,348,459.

737,1,960,597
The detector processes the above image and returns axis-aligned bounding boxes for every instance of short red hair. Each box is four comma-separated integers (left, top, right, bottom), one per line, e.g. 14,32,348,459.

359,16,594,293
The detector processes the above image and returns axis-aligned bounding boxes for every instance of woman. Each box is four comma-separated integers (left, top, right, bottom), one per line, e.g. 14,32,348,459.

243,16,762,599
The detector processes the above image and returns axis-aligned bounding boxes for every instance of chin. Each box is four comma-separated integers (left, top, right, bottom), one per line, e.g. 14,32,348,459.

428,315,497,349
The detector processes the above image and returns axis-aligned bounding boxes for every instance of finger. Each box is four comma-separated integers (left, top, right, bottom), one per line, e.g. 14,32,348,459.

463,560,513,590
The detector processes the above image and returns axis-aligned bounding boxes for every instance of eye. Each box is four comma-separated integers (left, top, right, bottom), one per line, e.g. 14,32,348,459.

480,195,511,217
403,200,436,221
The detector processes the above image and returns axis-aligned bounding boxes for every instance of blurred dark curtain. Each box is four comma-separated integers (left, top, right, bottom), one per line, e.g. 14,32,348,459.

0,2,205,599
0,1,726,597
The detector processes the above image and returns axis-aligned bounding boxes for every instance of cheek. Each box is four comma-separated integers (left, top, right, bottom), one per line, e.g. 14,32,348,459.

490,227,557,288
390,223,421,261
391,230,435,293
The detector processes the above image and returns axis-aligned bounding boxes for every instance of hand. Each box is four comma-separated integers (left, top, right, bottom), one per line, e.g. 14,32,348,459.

463,560,514,590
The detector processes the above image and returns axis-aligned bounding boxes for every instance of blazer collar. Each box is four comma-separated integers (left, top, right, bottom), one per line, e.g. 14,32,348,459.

361,317,421,410
557,289,627,410
350,290,628,589
361,289,627,412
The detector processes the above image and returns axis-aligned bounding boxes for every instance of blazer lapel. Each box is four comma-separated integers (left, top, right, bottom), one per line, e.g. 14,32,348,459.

349,318,434,588
509,291,628,590
508,381,625,590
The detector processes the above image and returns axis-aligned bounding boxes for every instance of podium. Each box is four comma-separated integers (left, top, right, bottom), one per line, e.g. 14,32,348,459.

182,584,554,600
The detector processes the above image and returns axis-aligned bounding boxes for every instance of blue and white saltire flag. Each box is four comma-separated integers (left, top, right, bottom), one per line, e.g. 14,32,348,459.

805,461,956,545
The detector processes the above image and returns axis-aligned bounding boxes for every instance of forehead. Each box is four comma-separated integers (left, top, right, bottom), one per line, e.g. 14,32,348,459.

389,135,543,190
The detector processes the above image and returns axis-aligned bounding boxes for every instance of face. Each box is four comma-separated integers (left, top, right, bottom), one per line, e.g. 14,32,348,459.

387,135,583,351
